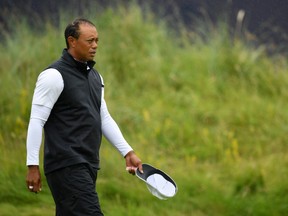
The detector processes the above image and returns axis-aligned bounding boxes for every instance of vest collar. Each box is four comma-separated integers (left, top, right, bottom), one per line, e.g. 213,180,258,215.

62,49,96,73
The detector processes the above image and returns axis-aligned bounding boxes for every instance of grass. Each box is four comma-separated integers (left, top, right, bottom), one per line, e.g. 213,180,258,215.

0,2,288,216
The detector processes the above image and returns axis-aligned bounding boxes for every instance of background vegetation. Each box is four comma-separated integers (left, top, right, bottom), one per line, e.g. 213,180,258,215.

0,3,288,216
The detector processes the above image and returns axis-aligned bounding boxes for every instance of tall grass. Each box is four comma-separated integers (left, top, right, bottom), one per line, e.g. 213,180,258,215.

0,3,288,216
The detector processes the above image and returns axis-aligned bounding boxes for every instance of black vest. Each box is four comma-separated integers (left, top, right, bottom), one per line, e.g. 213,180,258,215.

44,49,103,174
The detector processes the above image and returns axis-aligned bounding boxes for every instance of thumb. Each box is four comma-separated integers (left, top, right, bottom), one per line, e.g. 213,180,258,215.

138,163,143,174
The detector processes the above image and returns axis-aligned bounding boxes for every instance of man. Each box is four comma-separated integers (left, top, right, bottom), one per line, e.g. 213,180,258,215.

26,18,143,215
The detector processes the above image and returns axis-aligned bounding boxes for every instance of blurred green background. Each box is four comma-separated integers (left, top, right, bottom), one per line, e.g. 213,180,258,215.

0,2,288,216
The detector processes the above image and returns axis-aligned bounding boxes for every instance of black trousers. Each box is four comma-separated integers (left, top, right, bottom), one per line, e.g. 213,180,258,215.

46,163,104,216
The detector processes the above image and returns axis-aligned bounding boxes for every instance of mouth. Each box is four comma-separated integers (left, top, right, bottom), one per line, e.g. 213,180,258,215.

90,50,96,56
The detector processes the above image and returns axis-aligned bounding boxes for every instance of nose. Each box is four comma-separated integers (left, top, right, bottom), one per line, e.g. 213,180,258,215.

92,40,98,49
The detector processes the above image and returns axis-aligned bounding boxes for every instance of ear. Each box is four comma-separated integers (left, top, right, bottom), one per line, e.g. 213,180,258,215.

68,36,76,48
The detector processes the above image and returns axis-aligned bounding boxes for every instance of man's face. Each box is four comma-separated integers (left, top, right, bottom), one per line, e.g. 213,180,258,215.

70,23,99,62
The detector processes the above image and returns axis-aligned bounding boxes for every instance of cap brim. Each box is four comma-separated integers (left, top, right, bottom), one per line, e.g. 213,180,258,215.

136,163,178,200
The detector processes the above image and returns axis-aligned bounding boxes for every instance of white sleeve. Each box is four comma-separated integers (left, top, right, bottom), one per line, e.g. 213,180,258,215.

26,105,52,166
26,68,63,166
100,76,133,157
32,68,64,108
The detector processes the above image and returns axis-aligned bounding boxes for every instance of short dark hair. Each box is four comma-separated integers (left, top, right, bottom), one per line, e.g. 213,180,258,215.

64,18,96,48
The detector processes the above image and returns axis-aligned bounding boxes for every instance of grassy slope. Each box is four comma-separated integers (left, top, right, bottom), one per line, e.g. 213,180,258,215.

0,4,288,216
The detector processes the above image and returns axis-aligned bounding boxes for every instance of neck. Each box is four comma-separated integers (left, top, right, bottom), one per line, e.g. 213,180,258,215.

67,49,86,63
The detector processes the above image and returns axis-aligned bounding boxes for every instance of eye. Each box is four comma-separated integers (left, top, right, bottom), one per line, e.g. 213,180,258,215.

87,39,94,44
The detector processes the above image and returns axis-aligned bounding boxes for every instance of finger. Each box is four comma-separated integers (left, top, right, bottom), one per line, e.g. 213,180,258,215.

26,177,35,191
130,167,137,175
27,181,41,193
34,180,42,193
26,179,32,189
126,167,136,175
33,184,40,193
28,184,35,192
138,163,143,174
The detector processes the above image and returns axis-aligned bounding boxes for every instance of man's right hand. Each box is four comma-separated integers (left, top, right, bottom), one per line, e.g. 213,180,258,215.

26,165,42,193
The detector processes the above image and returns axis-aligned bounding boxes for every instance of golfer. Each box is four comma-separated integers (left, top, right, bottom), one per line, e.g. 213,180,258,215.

26,18,143,215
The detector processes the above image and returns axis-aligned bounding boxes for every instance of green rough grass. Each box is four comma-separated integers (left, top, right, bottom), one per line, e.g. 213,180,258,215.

0,3,288,216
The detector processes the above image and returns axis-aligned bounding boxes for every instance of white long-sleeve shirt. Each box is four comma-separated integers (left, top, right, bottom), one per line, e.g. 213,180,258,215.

26,68,133,166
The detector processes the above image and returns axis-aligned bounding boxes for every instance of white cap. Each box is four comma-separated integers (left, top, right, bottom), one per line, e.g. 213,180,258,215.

136,163,178,200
